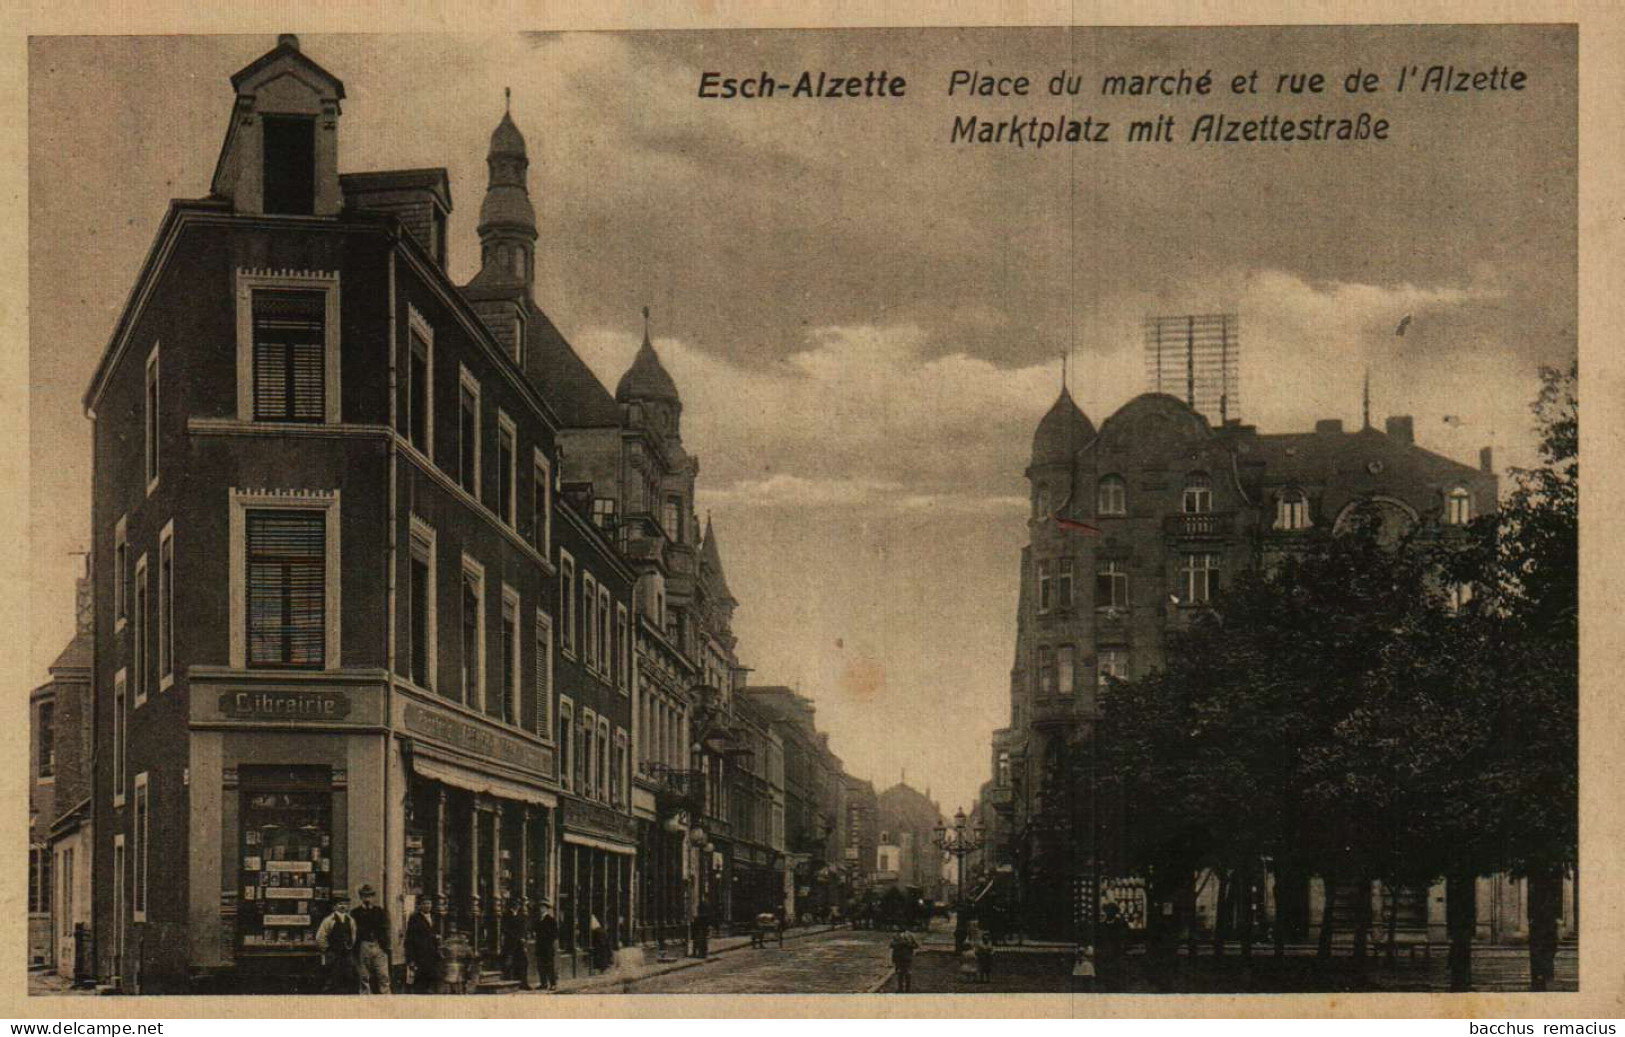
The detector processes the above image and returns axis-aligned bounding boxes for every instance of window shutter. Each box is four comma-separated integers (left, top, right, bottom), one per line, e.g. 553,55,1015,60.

252,291,326,422
535,615,553,737
246,510,326,667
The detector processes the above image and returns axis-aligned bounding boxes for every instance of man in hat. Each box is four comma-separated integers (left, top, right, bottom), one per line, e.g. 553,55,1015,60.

352,883,392,994
501,897,530,985
533,898,559,991
315,893,360,994
404,895,444,994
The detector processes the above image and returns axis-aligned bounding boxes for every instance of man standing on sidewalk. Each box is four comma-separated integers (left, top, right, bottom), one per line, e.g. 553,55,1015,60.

352,884,392,994
890,925,920,993
534,899,559,991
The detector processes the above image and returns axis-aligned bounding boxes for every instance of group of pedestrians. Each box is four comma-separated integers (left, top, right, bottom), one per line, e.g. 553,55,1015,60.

315,886,563,994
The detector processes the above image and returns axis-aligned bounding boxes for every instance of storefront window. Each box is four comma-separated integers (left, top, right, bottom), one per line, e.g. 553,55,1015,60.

236,768,333,953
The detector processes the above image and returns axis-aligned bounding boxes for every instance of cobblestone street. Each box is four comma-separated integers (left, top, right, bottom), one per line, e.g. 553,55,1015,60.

577,928,896,995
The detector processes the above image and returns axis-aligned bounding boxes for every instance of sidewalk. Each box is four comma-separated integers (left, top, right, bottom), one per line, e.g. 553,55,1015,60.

539,924,848,994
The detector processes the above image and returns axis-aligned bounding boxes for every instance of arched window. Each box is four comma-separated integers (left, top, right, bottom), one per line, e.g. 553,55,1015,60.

1097,474,1126,515
1444,487,1472,526
1275,488,1310,530
1182,472,1212,514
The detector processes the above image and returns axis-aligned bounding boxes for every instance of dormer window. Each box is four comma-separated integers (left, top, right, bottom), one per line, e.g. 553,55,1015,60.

262,115,316,215
1275,488,1310,531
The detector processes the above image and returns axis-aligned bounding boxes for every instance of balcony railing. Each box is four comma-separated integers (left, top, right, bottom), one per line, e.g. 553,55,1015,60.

1163,511,1236,538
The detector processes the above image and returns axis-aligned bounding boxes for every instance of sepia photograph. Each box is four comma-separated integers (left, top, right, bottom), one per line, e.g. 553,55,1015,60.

17,16,1586,1015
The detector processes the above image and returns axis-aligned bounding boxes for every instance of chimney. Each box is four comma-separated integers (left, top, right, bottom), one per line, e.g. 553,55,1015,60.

1480,446,1494,474
1385,415,1414,445
1315,419,1343,435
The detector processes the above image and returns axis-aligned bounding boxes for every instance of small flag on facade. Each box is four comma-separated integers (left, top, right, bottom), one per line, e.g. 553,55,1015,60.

1057,516,1102,536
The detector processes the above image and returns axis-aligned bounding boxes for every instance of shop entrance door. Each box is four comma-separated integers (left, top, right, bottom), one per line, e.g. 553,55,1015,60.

476,808,497,959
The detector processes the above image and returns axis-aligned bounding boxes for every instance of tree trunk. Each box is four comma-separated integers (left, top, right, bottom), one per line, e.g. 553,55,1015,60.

1316,869,1337,960
1272,863,1291,958
1352,877,1373,972
1384,882,1400,967
1239,860,1255,959
1185,875,1200,961
1446,868,1476,992
1526,865,1563,992
1212,869,1229,958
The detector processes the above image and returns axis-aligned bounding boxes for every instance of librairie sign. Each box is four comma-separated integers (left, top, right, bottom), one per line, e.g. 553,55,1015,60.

220,690,353,721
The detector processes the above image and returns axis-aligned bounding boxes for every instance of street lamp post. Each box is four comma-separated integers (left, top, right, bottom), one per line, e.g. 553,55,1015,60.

933,807,987,914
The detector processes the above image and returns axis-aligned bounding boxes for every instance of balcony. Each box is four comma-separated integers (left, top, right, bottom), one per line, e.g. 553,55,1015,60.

1163,511,1235,539
648,764,706,818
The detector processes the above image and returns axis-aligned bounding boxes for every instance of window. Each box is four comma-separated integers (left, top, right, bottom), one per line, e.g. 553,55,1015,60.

559,552,576,656
663,496,683,543
28,846,50,914
497,412,517,527
132,772,149,922
1037,560,1053,614
406,311,433,455
582,573,599,671
617,603,631,694
501,586,520,725
614,728,629,808
112,836,125,965
1183,472,1213,514
582,709,597,799
1098,474,1126,515
1097,560,1128,610
250,291,326,422
461,557,486,708
113,669,127,806
114,516,128,629
1057,646,1076,696
535,611,554,739
262,115,316,215
458,368,481,499
1037,645,1055,695
592,497,616,529
144,345,160,493
997,751,1012,787
246,510,326,668
532,451,552,556
158,521,174,688
133,555,148,705
559,698,575,792
1179,552,1221,605
408,519,436,691
598,585,612,679
1056,558,1074,609
1445,488,1472,526
235,270,340,425
1276,489,1310,530
1099,649,1128,686
37,702,54,779
598,717,612,804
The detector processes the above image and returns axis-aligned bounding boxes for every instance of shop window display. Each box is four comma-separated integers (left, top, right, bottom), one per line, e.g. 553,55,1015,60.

237,784,333,953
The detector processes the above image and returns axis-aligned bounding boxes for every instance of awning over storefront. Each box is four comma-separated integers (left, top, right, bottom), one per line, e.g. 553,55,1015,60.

562,831,637,856
412,752,557,808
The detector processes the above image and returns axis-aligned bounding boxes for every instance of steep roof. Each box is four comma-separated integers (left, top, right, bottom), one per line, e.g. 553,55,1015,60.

523,304,622,427
48,630,92,674
1248,425,1487,486
699,514,736,604
616,332,681,403
1030,387,1095,466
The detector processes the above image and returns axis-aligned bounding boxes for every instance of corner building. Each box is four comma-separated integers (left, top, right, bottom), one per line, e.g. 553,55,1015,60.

84,37,645,991
987,386,1560,942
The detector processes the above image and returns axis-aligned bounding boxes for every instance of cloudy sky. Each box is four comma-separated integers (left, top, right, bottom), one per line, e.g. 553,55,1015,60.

29,27,1575,815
